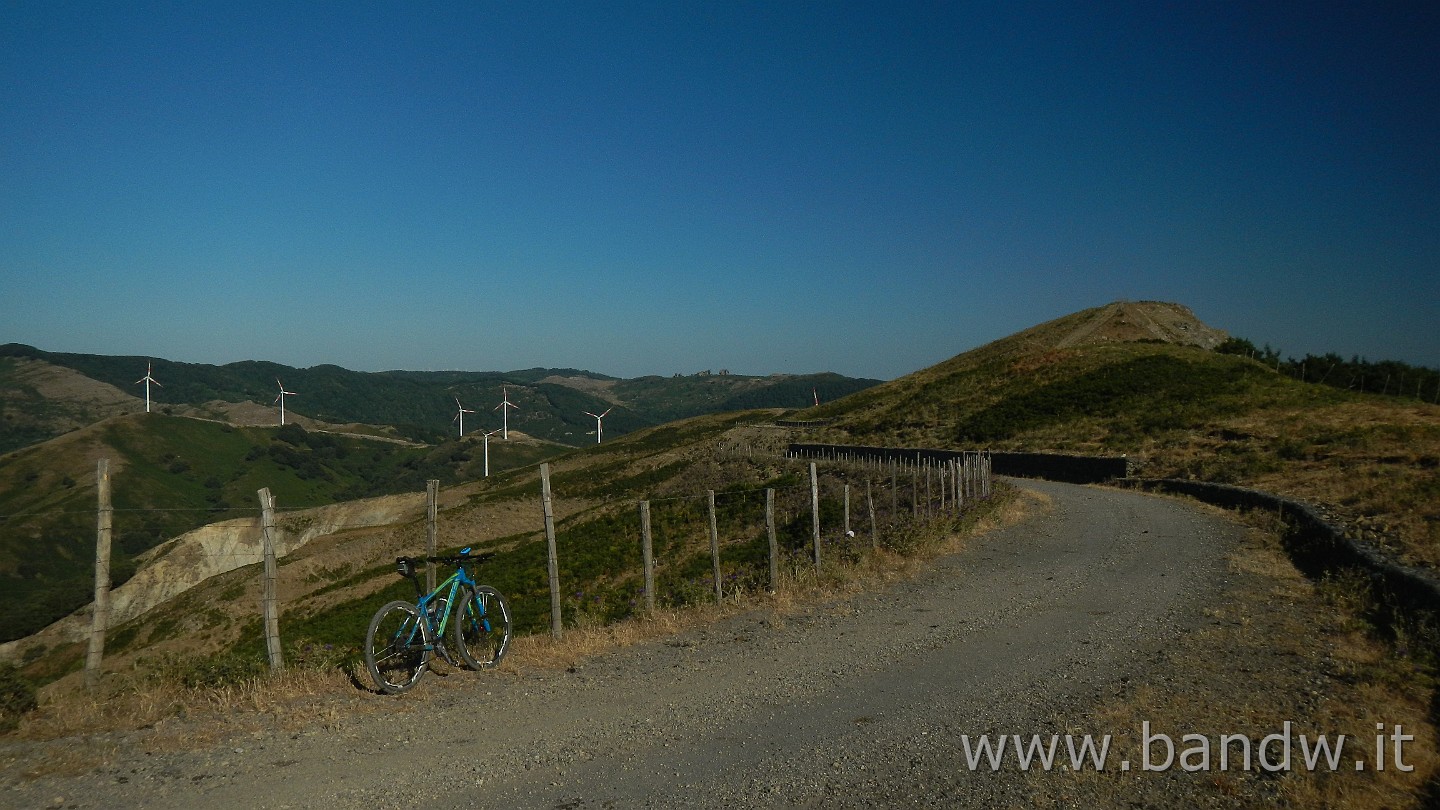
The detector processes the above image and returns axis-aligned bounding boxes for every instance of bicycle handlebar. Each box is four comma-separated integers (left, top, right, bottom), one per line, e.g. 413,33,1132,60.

394,551,495,578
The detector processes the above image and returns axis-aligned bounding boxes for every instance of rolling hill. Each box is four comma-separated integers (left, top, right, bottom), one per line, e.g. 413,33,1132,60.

0,344,881,454
0,346,876,645
803,300,1439,568
2,407,904,687
3,299,1435,695
0,414,562,643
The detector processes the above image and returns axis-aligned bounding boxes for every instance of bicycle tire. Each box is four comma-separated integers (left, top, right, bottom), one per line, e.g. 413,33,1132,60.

454,585,512,670
365,600,430,693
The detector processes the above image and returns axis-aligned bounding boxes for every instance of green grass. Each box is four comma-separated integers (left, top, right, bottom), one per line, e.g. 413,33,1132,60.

0,414,562,643
952,352,1292,443
273,474,890,665
0,344,881,451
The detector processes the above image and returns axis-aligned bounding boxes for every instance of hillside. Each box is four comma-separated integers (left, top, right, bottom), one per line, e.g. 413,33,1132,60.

0,414,562,643
0,344,874,654
806,300,1440,568
3,299,1434,695
0,344,881,454
0,357,139,451
2,407,930,689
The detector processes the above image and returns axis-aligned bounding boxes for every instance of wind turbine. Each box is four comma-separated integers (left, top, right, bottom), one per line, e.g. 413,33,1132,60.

134,362,161,413
583,408,612,445
274,379,297,426
495,386,519,440
481,429,501,477
453,397,476,437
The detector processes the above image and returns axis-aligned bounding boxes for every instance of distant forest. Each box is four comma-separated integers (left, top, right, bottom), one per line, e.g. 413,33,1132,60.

1216,338,1440,402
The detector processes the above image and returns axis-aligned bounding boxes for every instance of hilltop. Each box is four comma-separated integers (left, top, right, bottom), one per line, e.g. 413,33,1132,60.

807,300,1439,568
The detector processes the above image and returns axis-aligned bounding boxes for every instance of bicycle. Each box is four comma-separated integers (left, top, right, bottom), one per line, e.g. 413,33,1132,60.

364,548,512,694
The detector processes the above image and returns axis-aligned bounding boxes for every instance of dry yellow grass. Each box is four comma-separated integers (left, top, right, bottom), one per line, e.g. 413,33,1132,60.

1028,516,1438,809
1144,400,1440,567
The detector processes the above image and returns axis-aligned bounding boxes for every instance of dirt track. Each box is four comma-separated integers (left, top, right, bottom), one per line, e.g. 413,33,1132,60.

3,479,1239,808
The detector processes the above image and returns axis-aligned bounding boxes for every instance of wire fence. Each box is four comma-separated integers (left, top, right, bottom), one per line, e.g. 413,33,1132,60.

2,445,993,685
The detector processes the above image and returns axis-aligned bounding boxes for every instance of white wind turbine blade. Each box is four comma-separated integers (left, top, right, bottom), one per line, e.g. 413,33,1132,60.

496,387,519,439
136,363,161,412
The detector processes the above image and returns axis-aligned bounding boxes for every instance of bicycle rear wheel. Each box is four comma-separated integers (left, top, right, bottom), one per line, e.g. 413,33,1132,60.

454,586,512,670
365,600,430,693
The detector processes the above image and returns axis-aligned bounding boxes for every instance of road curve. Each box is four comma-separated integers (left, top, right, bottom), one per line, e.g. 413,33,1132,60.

7,479,1240,808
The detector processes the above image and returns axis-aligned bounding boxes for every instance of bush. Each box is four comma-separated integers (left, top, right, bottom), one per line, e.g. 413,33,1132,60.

171,651,268,689
0,663,38,732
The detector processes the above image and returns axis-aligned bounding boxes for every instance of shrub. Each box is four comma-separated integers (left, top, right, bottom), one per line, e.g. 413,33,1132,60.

171,651,269,689
0,663,38,732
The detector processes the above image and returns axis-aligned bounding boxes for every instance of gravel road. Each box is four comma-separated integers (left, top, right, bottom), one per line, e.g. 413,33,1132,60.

4,479,1239,809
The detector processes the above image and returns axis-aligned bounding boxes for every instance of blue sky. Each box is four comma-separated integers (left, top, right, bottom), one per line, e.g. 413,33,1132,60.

2,2,1436,380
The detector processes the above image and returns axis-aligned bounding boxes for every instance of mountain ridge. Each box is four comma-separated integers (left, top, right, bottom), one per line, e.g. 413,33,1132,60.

0,343,880,454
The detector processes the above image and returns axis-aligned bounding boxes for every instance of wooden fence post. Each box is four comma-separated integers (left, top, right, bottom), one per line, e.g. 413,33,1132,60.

973,452,981,499
639,500,655,613
866,478,877,549
911,462,919,517
426,479,439,594
843,483,851,536
708,490,722,604
765,488,778,592
809,462,821,573
257,488,283,672
540,463,562,639
925,460,933,518
84,459,112,688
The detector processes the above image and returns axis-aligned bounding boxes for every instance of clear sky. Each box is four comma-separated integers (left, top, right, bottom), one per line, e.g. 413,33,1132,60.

2,2,1436,380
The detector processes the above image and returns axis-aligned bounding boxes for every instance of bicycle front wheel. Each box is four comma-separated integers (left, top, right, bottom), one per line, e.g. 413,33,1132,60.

365,600,430,693
454,586,512,670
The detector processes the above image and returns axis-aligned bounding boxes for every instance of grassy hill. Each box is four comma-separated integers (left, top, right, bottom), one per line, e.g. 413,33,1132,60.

804,301,1440,568
6,407,977,689
0,414,561,643
4,299,1434,700
0,344,881,454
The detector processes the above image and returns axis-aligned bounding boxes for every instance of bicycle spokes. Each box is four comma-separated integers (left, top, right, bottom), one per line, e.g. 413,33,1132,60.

365,602,430,694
